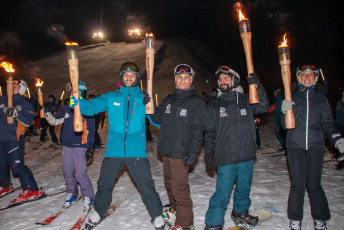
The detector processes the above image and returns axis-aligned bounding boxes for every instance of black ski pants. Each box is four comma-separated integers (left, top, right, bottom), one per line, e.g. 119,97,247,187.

93,157,162,221
287,148,330,221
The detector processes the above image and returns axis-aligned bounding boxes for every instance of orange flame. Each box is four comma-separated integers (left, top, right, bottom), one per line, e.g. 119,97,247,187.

146,33,154,37
238,9,247,21
35,78,44,87
278,33,288,47
0,61,15,73
65,42,78,46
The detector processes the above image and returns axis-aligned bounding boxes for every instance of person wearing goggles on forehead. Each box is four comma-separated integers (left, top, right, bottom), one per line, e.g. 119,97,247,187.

0,79,45,202
281,64,344,230
149,64,206,230
69,62,165,230
203,66,269,230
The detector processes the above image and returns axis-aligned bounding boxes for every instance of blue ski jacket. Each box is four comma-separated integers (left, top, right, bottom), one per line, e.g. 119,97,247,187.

80,86,147,158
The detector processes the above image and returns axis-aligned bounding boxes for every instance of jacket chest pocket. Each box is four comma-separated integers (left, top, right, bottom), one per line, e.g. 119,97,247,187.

108,97,124,133
128,98,145,134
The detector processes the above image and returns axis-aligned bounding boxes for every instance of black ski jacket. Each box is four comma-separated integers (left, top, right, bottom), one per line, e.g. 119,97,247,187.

149,89,206,159
204,83,269,166
282,87,341,150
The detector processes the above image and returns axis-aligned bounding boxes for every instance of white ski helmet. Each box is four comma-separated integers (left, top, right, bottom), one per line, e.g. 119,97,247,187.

18,79,28,95
215,66,240,88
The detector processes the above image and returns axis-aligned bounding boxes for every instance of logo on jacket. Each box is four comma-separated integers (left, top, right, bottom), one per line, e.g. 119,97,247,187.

220,107,228,117
113,102,120,106
180,109,187,117
240,108,247,116
165,104,171,113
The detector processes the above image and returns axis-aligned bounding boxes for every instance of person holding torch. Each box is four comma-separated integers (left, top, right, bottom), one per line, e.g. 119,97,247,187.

69,62,165,230
281,64,344,230
0,79,44,202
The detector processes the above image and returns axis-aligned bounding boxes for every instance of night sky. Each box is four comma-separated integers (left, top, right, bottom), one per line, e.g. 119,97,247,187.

1,0,343,105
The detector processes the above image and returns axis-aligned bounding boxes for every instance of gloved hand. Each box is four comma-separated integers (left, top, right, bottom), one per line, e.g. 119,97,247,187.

246,73,260,85
281,100,293,114
183,154,196,167
205,154,216,171
37,104,43,111
335,138,344,154
85,148,94,161
3,105,21,117
143,92,151,105
69,96,83,109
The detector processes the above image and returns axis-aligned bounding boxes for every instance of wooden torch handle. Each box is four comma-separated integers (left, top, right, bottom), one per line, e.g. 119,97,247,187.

280,59,295,129
145,48,155,114
6,79,14,124
241,32,259,104
37,92,45,118
68,59,83,132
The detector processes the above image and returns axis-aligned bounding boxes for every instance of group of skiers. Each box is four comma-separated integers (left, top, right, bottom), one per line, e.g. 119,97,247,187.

1,61,344,230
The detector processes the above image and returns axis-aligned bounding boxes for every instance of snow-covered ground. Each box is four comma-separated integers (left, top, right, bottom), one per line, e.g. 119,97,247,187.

1,40,343,230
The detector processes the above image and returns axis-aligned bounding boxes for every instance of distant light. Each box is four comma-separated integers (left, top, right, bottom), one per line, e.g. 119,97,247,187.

206,79,209,83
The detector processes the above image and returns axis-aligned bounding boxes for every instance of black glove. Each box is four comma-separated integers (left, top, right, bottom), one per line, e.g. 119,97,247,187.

3,105,21,118
85,148,94,161
37,104,43,111
246,73,260,85
143,92,151,105
205,154,216,171
183,154,196,167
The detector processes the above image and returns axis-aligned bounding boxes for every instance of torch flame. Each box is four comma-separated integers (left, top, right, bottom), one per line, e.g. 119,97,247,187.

65,42,78,46
0,61,15,73
35,78,44,87
146,33,154,37
278,33,288,47
238,9,247,21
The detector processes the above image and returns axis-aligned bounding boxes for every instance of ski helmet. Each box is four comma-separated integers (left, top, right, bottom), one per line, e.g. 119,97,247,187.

119,62,140,87
48,94,57,101
215,66,240,88
66,81,88,98
296,64,319,87
174,64,195,81
18,79,28,95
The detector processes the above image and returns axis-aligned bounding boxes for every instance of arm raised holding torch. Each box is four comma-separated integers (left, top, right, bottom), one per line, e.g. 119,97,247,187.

278,34,295,129
66,42,83,132
145,33,155,114
1,61,15,123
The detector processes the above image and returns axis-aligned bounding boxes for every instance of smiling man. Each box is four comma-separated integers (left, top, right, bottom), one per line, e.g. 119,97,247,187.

149,64,206,230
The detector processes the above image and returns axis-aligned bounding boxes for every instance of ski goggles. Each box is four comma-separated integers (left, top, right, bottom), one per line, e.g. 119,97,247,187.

66,82,87,92
13,79,20,84
120,62,139,72
66,82,73,92
215,66,240,79
174,64,195,77
298,64,317,72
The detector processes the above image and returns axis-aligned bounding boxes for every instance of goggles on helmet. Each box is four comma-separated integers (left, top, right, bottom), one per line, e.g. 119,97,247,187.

66,82,73,92
120,62,139,73
66,81,87,92
215,66,240,79
174,64,195,77
14,80,20,84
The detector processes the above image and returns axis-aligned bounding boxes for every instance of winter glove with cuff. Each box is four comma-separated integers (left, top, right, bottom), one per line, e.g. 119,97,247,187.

3,105,21,117
69,96,83,109
143,92,151,105
335,138,344,161
281,100,293,114
246,73,260,86
183,154,197,167
205,154,216,171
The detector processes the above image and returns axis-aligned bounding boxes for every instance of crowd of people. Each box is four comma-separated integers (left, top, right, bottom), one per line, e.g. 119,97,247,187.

1,61,344,230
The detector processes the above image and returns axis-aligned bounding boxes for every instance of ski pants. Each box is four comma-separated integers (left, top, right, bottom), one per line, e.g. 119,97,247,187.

205,159,254,227
163,157,193,228
287,148,330,221
62,146,94,198
0,135,38,191
40,119,58,143
274,126,286,148
93,157,163,221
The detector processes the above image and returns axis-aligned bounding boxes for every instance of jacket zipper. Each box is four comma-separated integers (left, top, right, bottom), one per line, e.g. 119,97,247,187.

306,90,309,150
124,89,130,158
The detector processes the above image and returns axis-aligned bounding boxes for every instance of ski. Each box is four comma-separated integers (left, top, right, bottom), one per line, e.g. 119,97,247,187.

0,185,22,199
0,189,66,212
35,195,82,225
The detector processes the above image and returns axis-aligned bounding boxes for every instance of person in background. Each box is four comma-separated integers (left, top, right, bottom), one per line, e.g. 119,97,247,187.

40,94,59,146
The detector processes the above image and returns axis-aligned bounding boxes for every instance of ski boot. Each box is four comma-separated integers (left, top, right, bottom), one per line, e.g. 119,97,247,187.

163,207,177,226
231,210,259,228
152,215,165,230
84,210,102,230
63,193,79,208
289,219,301,230
83,196,93,213
204,224,223,230
10,189,44,204
314,220,327,230
0,184,13,197
171,224,195,230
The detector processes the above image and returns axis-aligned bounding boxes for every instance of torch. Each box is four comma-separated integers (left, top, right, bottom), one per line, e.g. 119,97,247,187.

66,42,83,132
234,5,259,104
145,33,155,114
278,34,295,129
1,61,15,124
0,86,2,96
35,78,45,118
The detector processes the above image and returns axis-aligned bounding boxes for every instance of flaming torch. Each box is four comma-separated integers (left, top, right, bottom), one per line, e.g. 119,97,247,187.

1,61,15,123
35,78,45,118
66,42,83,132
145,33,155,114
0,86,2,96
278,34,295,129
234,5,259,104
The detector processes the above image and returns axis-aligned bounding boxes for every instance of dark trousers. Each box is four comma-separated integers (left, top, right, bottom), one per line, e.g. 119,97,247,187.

163,157,193,228
287,148,330,221
93,157,162,221
0,136,38,190
40,119,58,143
